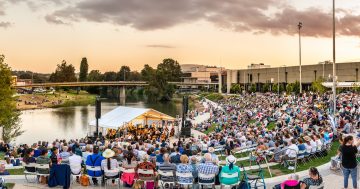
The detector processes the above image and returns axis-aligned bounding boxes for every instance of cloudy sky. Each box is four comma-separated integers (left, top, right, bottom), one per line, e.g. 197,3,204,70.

1,0,360,73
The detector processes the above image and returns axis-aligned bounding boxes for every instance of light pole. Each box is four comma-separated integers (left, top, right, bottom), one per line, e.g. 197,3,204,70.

332,0,337,115
298,22,303,94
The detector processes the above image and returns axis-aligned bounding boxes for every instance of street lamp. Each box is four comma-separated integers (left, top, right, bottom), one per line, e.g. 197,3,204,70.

332,0,337,115
298,22,303,94
278,65,286,95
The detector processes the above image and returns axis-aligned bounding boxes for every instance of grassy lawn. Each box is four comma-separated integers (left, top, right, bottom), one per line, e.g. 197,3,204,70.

203,123,217,135
248,119,256,124
8,168,25,175
267,122,276,130
5,183,15,189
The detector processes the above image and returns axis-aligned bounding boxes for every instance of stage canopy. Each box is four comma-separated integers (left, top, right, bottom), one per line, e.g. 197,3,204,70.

89,106,175,129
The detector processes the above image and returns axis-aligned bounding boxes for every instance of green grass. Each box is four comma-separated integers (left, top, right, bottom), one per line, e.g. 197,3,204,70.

5,183,15,189
248,119,256,124
8,168,24,175
203,123,217,135
267,122,276,130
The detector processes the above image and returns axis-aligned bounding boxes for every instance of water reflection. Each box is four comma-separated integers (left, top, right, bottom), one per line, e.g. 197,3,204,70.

16,100,181,144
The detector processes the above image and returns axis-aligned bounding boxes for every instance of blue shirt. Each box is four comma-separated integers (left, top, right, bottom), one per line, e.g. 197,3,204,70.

197,162,219,180
156,154,164,163
85,154,104,177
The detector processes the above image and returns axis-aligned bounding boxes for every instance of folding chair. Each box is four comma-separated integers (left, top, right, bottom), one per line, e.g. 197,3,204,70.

220,172,240,189
103,168,120,187
70,164,82,184
198,172,215,189
242,163,266,189
23,163,37,183
136,169,156,188
176,172,193,189
158,170,176,189
36,164,50,183
85,165,103,185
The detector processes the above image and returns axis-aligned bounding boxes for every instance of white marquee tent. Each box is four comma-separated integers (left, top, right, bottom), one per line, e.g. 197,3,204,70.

89,106,175,129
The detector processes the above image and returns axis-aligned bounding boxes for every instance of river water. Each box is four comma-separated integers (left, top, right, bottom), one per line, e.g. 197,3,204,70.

16,99,182,144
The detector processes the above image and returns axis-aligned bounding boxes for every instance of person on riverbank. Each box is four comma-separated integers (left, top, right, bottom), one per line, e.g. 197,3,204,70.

340,135,360,189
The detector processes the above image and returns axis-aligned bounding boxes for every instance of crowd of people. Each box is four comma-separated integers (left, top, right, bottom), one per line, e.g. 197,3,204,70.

1,91,360,188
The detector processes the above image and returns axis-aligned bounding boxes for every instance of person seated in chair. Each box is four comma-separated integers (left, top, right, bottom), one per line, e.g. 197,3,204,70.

219,155,241,186
272,174,300,189
85,146,104,185
101,149,119,185
197,153,219,184
300,167,322,189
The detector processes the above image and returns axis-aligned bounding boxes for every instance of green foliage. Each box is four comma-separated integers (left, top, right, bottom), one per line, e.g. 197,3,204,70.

79,57,88,82
230,84,241,94
249,84,257,93
117,66,131,81
262,83,270,93
12,71,49,83
88,70,103,81
103,71,117,81
49,60,77,82
205,93,224,101
141,59,182,102
311,77,327,94
286,81,300,94
0,55,23,143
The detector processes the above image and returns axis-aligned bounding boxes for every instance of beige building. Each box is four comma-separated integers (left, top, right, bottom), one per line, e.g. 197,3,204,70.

224,62,360,92
181,64,224,84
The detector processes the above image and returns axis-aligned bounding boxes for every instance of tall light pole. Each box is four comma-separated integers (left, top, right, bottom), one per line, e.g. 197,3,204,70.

332,0,337,115
298,22,303,94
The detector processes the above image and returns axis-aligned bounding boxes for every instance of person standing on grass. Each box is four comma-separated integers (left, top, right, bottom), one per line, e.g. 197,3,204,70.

340,135,360,189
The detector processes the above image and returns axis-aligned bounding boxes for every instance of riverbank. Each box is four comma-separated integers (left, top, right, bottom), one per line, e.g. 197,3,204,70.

16,91,96,110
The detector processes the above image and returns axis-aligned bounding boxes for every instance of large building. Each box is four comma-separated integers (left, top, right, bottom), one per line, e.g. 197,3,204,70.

225,62,360,92
181,64,224,84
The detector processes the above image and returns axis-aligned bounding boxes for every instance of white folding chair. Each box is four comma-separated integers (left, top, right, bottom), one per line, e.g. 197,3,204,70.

158,170,176,189
70,164,82,184
86,165,103,185
103,168,120,187
23,163,37,183
220,172,240,188
176,172,193,188
135,169,156,188
198,172,216,188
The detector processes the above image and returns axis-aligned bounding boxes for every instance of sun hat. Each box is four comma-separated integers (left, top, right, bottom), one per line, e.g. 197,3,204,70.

102,149,115,158
226,155,237,165
208,147,215,153
303,136,311,142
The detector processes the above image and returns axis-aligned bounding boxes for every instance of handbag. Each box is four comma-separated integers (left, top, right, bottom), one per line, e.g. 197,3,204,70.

80,174,90,186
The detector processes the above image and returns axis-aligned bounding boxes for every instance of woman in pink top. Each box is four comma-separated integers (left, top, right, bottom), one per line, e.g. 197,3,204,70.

280,174,300,189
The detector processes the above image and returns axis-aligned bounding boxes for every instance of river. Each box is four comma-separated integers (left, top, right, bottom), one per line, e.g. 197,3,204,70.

16,99,182,144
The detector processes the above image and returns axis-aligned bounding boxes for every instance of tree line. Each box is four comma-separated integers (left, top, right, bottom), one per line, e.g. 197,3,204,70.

46,57,182,101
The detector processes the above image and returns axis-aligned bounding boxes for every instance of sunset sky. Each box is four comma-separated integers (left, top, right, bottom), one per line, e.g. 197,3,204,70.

1,0,360,73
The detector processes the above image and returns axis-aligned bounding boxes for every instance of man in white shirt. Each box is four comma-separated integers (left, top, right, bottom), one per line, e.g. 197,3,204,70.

69,150,83,182
281,139,299,167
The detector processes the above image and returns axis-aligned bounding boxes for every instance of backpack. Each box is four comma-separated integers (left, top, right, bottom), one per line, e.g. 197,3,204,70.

80,174,90,186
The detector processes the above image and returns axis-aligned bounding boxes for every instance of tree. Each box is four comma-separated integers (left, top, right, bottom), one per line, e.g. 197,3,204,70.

49,60,77,82
141,59,182,101
79,57,88,82
141,64,156,81
128,71,141,81
230,84,241,94
250,84,257,93
311,77,327,94
157,58,182,81
0,55,23,143
103,71,117,81
117,66,131,81
88,70,103,81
